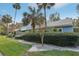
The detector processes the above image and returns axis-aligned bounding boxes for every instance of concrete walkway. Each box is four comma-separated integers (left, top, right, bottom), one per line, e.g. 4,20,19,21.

16,40,79,52
0,53,3,56
28,44,79,52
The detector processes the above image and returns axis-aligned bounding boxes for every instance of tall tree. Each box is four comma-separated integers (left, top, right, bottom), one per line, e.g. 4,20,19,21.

1,14,12,34
22,12,30,26
29,6,45,32
22,6,43,32
36,14,45,47
22,12,44,31
37,3,55,31
50,12,60,22
12,3,21,24
12,3,21,36
28,6,37,32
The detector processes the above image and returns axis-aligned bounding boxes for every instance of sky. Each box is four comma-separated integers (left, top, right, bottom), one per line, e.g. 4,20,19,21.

0,3,78,22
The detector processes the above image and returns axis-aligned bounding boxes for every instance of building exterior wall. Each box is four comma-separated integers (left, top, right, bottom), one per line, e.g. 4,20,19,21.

62,26,73,32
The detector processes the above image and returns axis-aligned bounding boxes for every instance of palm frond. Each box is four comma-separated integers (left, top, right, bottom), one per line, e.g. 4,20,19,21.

12,3,21,9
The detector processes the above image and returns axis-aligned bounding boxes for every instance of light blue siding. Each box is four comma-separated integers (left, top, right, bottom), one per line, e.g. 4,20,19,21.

62,26,73,32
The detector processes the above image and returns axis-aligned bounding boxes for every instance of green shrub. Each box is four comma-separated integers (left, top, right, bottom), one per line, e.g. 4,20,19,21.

15,32,79,46
53,28,57,32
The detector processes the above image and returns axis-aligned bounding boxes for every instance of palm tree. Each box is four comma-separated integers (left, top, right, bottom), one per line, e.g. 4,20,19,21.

1,14,12,34
22,11,35,32
28,6,46,46
22,6,42,32
22,12,30,26
50,12,60,22
12,3,21,36
37,3,55,31
12,3,21,24
36,14,45,47
28,6,37,32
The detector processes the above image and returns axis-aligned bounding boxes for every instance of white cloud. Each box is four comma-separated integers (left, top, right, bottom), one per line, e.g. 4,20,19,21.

27,3,38,9
54,3,68,9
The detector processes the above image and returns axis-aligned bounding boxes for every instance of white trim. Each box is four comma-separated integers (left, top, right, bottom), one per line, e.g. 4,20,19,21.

61,28,63,32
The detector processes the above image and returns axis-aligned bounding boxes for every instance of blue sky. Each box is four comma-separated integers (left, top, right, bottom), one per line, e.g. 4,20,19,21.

0,3,78,22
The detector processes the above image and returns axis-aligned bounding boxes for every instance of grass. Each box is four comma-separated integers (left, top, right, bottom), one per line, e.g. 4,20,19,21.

0,35,31,56
27,50,79,56
0,35,79,56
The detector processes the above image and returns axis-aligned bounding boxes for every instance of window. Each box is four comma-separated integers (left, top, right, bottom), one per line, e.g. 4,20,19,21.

59,28,62,32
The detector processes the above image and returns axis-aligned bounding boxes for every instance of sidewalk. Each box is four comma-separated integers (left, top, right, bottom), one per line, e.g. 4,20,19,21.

0,53,3,56
16,40,79,52
28,44,79,52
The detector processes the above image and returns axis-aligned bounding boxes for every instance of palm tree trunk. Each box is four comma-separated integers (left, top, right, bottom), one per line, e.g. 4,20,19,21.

40,24,45,47
40,7,47,47
7,23,9,35
44,7,47,31
40,32,44,47
14,9,17,24
41,33,44,47
39,24,41,31
12,9,17,37
32,19,35,32
32,25,35,32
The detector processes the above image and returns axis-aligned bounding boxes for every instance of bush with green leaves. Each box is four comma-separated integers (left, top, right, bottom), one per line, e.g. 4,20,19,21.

0,24,6,35
15,32,79,46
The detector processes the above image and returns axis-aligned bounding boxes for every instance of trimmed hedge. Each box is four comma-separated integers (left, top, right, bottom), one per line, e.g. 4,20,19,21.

15,32,79,46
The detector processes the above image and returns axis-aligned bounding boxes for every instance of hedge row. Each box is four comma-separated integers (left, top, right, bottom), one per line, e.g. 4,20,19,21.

15,32,79,46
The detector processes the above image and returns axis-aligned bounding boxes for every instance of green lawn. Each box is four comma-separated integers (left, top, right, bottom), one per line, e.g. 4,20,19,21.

27,50,79,56
0,35,31,56
0,35,79,56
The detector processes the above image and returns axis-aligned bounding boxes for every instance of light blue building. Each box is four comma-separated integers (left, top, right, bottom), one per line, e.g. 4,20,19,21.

47,19,75,32
62,26,73,32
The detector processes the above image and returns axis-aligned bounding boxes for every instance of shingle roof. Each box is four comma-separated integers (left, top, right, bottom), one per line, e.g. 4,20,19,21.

47,19,74,27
